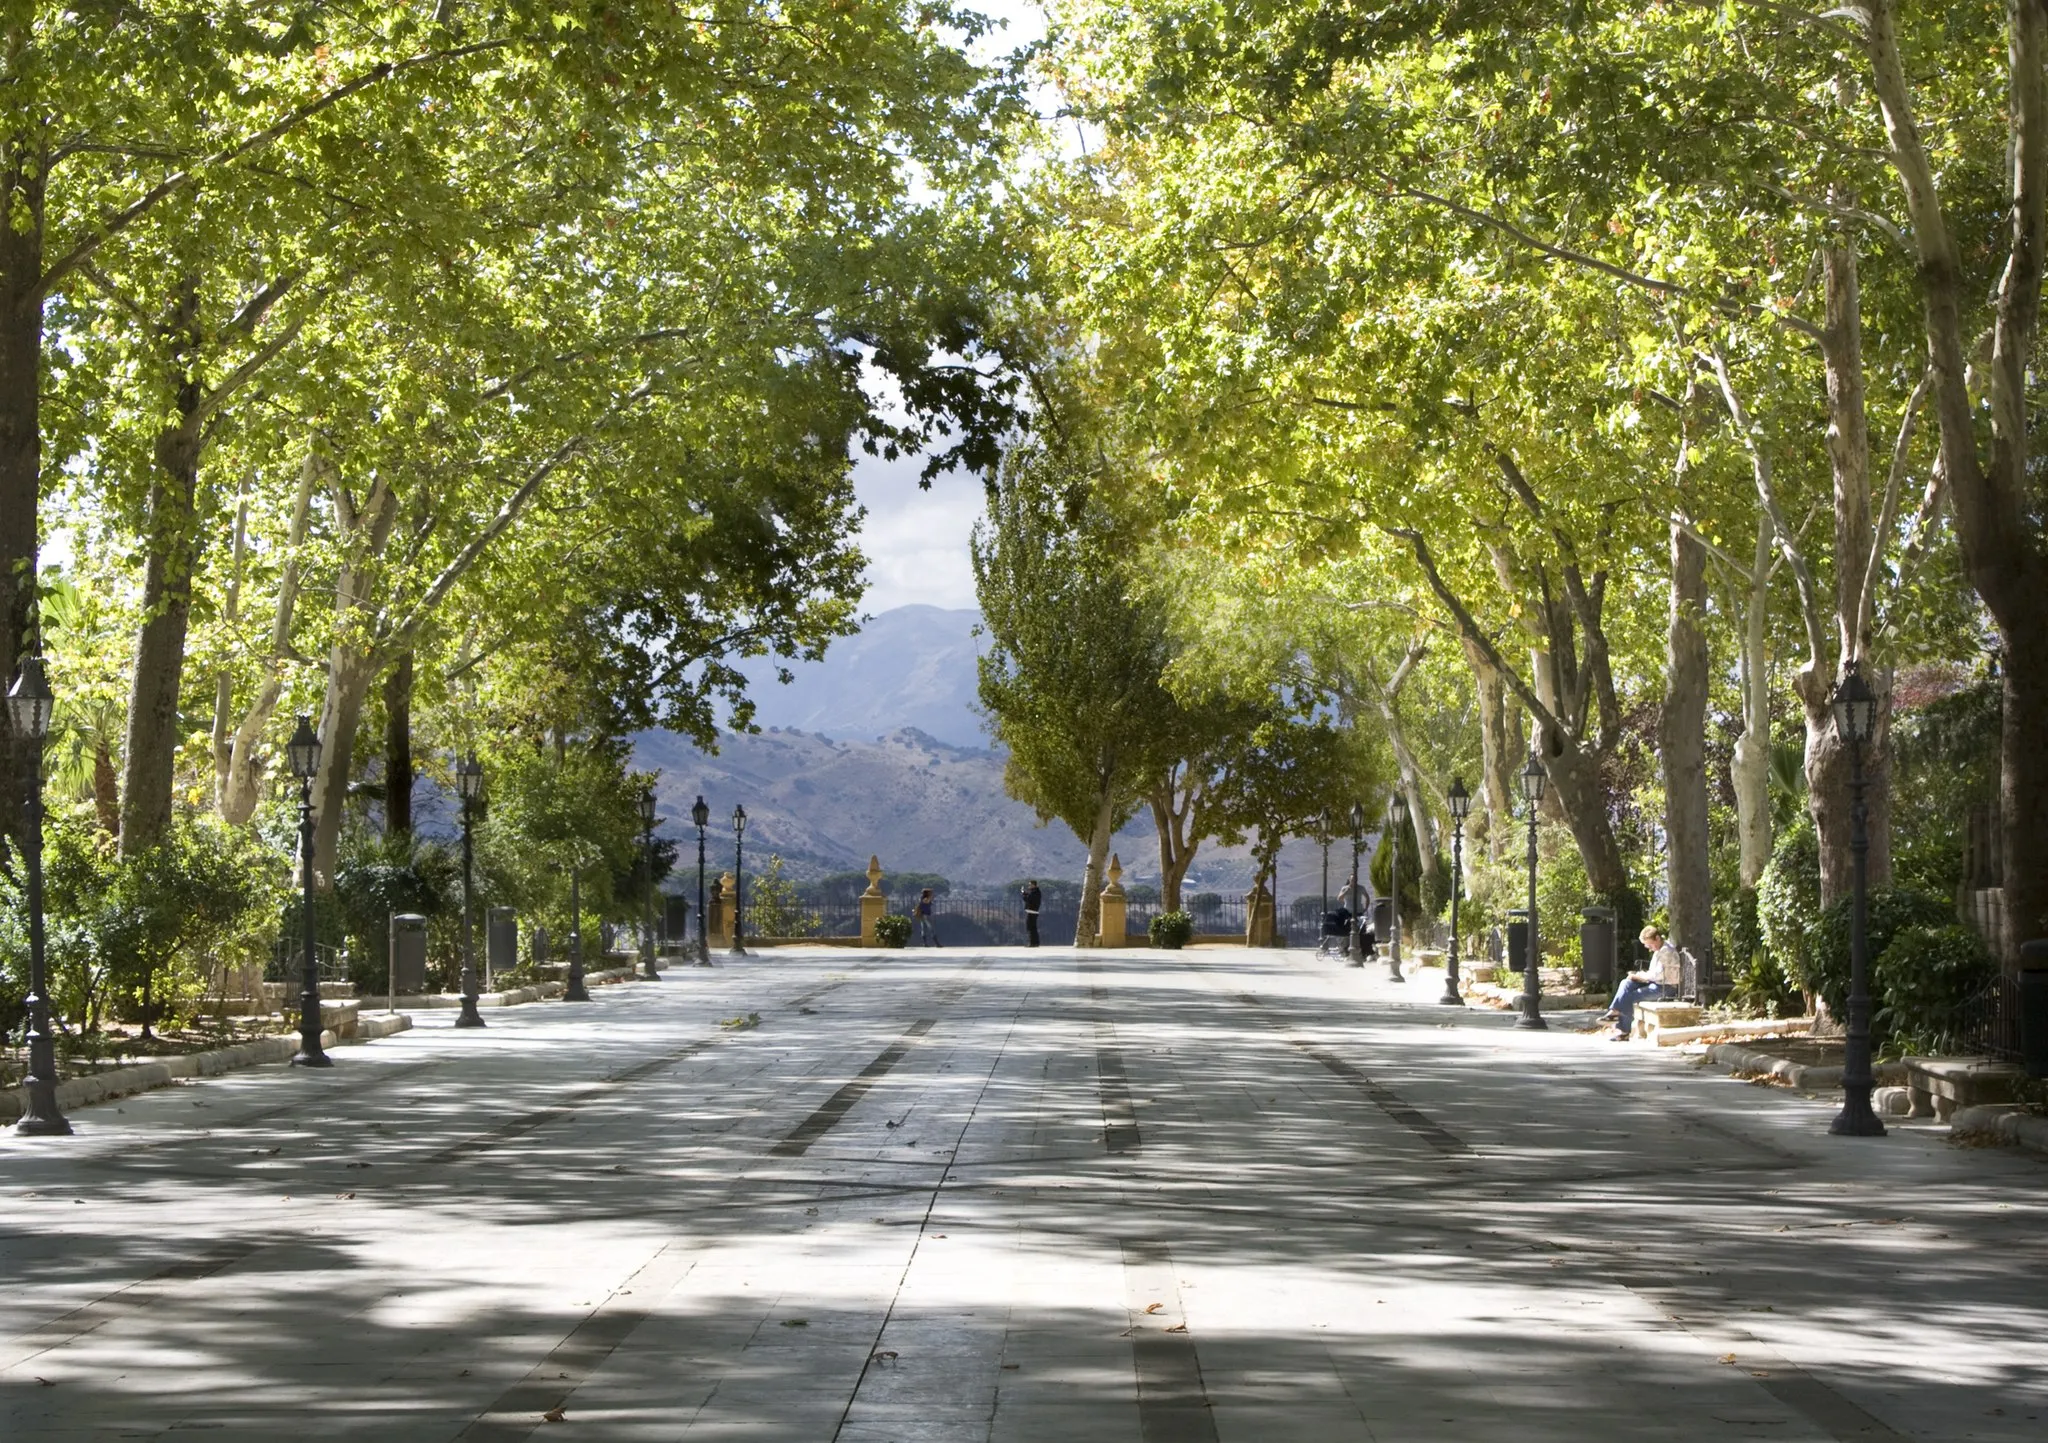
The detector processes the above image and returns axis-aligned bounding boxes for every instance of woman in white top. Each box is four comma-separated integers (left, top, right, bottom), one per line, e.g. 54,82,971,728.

1604,925,1679,1040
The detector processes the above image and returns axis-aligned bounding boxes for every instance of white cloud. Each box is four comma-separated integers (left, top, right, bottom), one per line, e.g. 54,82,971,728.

852,451,986,613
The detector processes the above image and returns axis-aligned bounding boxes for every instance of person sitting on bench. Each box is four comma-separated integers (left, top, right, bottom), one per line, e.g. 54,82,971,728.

1603,926,1679,1039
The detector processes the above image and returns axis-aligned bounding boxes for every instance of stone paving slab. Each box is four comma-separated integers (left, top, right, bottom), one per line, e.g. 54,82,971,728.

1,947,2044,1441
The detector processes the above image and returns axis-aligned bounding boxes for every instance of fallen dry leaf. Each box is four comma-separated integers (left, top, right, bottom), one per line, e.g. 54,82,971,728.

1718,1354,1738,1365
1165,1324,1188,1334
542,1407,566,1422
1144,1303,1164,1314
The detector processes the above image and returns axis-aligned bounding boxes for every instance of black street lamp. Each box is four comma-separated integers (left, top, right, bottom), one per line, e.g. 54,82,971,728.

729,803,749,957
1385,793,1409,982
562,855,590,1002
1443,778,1471,1007
454,753,485,1029
286,714,332,1067
10,656,71,1132
691,795,712,966
1517,752,1548,1031
1347,800,1366,967
1830,663,1886,1137
639,786,661,981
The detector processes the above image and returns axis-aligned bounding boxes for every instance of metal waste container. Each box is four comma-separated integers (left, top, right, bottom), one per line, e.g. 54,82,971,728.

1579,905,1617,994
664,893,690,943
388,912,428,1007
487,907,516,987
1371,897,1394,944
1507,909,1531,973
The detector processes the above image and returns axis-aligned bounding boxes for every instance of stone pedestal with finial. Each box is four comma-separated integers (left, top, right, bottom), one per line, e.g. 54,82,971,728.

712,872,736,948
859,855,887,945
1097,853,1130,948
1245,876,1276,948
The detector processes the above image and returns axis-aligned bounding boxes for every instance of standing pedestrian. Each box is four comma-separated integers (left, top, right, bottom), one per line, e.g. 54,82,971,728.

915,888,940,947
1021,879,1042,947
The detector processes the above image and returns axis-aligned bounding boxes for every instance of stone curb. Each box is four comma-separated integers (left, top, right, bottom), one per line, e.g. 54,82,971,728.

1950,1104,2048,1159
383,966,639,1011
0,1013,415,1126
1706,1041,1844,1089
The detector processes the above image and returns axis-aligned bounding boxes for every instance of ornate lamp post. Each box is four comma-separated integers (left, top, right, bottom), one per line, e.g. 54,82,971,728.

562,853,591,1002
1517,752,1548,1031
691,795,712,965
728,803,749,957
454,753,485,1029
1347,801,1366,966
638,786,661,981
1442,778,1471,1007
1385,793,1409,982
284,715,333,1066
10,656,71,1131
1830,663,1886,1137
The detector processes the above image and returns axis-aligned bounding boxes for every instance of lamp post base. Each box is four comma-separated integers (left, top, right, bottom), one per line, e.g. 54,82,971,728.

1438,980,1465,1006
14,1082,72,1135
563,975,592,1002
454,1001,486,1028
640,957,661,981
1385,957,1405,983
291,1044,333,1067
1829,1090,1887,1137
1514,1011,1549,1030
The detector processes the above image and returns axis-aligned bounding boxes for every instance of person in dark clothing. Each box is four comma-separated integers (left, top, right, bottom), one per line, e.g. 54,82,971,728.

915,888,940,946
1021,880,1042,947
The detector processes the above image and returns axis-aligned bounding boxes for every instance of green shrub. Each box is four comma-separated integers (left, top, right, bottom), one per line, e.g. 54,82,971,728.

873,913,912,948
1809,887,1952,1023
334,835,450,994
1876,923,1999,1055
1720,886,1799,1017
748,856,818,937
1148,910,1194,950
1758,817,1821,998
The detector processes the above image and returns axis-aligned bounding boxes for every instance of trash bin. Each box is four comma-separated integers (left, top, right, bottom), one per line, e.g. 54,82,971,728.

1579,905,1617,994
1507,909,1531,973
388,912,428,1006
487,907,516,987
664,893,690,943
532,924,549,967
1372,897,1394,944
2021,940,2048,1080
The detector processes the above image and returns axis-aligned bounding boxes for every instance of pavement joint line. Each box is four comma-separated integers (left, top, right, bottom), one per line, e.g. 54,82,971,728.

1548,1065,1808,1166
1122,1239,1220,1443
1627,1285,1914,1442
0,1237,268,1374
426,1037,726,1163
769,1019,939,1157
454,1240,700,1441
830,985,1028,1442
1089,983,1142,1154
1229,988,1471,1156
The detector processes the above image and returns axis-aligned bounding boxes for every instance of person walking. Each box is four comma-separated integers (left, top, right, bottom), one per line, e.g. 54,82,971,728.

915,888,940,947
1021,880,1042,947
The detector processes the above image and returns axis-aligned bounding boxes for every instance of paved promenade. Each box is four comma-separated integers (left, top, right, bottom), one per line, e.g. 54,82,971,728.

2,946,2043,1441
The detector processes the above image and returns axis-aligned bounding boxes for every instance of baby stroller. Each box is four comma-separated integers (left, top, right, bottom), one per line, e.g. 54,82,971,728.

1318,907,1353,957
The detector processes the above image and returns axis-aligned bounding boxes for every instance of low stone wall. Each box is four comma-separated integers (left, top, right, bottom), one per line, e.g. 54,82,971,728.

0,1013,413,1126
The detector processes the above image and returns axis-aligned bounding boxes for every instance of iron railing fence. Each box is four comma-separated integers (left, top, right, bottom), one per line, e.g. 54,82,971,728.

1935,970,2023,1062
265,939,348,984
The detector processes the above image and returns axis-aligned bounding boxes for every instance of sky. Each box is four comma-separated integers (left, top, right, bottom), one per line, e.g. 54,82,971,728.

850,0,1049,615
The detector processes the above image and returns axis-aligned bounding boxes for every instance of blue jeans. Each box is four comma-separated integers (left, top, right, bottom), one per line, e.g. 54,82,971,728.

916,915,938,946
1608,978,1664,1034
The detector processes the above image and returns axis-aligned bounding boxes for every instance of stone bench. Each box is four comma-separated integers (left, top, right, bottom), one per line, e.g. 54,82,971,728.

1903,1057,2027,1121
1631,1001,1701,1042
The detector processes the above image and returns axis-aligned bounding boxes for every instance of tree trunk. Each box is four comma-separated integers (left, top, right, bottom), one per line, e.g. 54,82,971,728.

0,145,44,859
1539,742,1631,906
211,489,250,809
92,738,120,837
1804,241,1892,906
1662,516,1713,971
1730,517,1774,889
218,450,318,826
1148,777,1196,912
1075,789,1114,945
1462,634,1518,861
2003,638,2048,947
384,651,414,838
311,650,379,883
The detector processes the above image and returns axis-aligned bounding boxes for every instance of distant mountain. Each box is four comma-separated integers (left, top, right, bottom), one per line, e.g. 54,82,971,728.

734,604,986,748
633,724,1339,895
